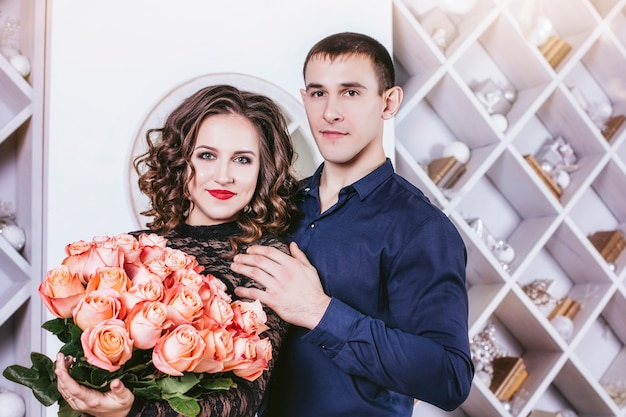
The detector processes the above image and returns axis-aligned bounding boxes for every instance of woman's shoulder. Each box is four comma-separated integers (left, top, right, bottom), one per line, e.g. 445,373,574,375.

247,234,289,254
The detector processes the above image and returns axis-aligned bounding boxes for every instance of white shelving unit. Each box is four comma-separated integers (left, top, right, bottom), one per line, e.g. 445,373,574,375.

393,0,626,416
0,0,44,415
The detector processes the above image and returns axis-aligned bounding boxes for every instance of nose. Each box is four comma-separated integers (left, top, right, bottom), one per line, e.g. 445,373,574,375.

214,160,233,184
323,97,342,123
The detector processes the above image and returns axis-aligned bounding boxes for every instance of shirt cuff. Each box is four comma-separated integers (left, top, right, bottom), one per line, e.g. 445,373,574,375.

302,297,361,355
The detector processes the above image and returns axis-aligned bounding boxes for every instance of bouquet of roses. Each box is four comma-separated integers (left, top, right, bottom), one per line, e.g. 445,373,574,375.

2,232,272,417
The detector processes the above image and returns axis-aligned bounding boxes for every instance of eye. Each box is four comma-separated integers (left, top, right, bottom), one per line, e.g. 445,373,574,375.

233,155,252,164
344,90,359,97
197,151,216,160
310,90,325,98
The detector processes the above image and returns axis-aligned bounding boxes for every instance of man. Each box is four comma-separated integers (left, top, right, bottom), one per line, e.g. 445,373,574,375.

232,32,474,416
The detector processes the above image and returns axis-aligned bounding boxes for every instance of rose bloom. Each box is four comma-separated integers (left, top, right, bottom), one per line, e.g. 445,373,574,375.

232,337,272,381
231,300,269,336
153,324,206,376
192,327,234,373
81,318,134,372
64,239,92,256
39,265,86,319
222,335,272,381
163,247,195,272
73,288,124,330
200,295,235,329
126,263,163,286
62,239,124,284
111,233,139,254
138,233,168,248
85,266,132,294
121,278,164,312
127,301,172,350
164,285,204,325
164,268,204,290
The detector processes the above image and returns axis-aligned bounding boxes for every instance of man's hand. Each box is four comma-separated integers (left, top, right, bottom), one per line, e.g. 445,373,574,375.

232,242,331,329
55,353,134,417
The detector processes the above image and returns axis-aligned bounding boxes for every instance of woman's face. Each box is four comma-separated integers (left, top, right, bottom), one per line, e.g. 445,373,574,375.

186,113,261,226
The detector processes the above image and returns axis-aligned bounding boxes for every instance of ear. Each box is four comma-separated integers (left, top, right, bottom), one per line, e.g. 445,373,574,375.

381,86,403,120
300,88,306,101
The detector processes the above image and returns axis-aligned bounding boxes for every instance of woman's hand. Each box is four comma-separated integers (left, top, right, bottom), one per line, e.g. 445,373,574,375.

55,353,135,417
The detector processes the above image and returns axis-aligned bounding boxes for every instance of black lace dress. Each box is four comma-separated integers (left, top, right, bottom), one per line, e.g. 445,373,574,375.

127,222,289,417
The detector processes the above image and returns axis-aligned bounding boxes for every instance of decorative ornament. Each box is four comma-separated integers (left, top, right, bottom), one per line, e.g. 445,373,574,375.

0,389,26,417
0,200,26,252
442,141,471,164
550,315,574,342
468,218,516,270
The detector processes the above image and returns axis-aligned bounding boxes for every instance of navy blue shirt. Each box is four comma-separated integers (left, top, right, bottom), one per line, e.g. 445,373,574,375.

262,160,474,417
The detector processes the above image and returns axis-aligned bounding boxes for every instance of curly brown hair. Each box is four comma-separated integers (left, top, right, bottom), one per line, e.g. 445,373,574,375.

133,84,301,254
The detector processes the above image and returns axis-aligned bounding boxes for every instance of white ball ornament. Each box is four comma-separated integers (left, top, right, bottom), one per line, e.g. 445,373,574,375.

551,315,574,342
494,243,515,265
555,170,571,189
0,224,26,251
9,54,31,77
491,113,508,132
0,390,26,417
442,141,471,164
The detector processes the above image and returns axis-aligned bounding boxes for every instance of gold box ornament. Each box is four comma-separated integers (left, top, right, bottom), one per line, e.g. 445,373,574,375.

589,229,626,263
427,141,470,190
489,356,528,401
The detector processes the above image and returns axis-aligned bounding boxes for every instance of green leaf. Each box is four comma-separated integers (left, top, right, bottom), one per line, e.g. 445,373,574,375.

200,376,235,391
165,395,200,417
2,352,60,406
157,373,200,395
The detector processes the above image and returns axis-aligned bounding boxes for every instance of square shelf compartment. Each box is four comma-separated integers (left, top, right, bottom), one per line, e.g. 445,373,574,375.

453,13,553,136
398,0,497,59
511,86,608,208
532,359,618,417
568,159,626,275
396,73,503,203
575,290,626,412
518,220,614,345
456,149,559,276
565,33,626,144
0,54,32,145
468,293,564,417
506,0,599,71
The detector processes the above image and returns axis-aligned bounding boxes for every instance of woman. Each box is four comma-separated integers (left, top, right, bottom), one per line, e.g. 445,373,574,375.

54,84,301,417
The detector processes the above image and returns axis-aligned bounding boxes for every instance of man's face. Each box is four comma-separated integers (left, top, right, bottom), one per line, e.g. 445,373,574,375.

300,54,388,170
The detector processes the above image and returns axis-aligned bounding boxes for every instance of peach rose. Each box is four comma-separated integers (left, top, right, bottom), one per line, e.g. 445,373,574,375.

73,288,123,330
111,233,139,254
192,327,234,373
85,266,132,294
164,285,204,325
125,263,163,285
202,295,234,329
163,247,195,272
138,233,168,248
152,324,206,376
222,335,271,381
64,239,92,256
121,278,164,312
231,300,269,336
164,268,204,290
127,301,172,350
38,265,86,318
232,337,272,381
81,318,133,372
62,239,124,284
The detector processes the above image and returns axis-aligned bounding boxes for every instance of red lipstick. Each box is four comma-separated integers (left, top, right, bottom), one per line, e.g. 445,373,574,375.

209,189,235,200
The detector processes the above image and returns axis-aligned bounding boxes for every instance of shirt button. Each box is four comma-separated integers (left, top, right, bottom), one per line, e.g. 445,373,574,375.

304,187,310,192
310,223,315,228
320,344,326,349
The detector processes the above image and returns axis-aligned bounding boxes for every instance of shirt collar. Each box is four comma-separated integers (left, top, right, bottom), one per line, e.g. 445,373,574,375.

302,158,394,200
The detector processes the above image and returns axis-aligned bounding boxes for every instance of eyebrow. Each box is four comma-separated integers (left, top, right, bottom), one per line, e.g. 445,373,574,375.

194,145,257,156
305,82,368,90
